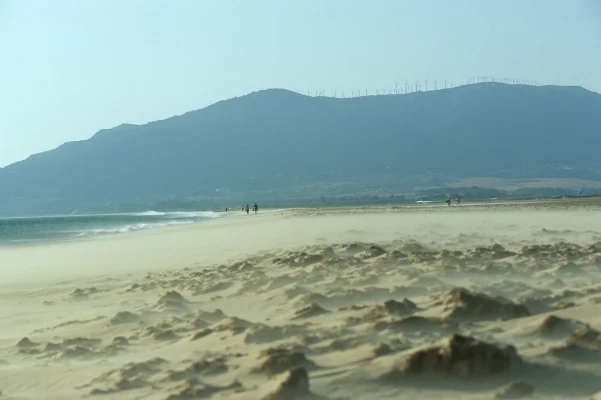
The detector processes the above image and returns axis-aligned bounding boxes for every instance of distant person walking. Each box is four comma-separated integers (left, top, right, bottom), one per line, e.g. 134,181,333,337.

253,202,259,214
445,197,451,206
456,196,461,206
245,204,250,214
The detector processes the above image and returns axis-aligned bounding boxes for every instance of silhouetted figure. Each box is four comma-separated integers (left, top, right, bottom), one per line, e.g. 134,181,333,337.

253,202,258,214
445,197,451,206
245,204,249,214
456,196,461,206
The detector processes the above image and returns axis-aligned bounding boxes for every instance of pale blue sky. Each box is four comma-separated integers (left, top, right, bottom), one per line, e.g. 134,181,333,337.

1,0,600,167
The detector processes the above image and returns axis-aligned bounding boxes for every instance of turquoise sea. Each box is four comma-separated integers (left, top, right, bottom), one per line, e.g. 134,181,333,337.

0,211,226,245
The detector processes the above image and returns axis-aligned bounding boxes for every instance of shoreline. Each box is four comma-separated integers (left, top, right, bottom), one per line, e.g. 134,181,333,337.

0,208,293,249
2,196,600,248
1,200,599,285
1,198,599,251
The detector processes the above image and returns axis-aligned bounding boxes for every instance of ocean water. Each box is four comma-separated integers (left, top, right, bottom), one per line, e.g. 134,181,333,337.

0,211,226,245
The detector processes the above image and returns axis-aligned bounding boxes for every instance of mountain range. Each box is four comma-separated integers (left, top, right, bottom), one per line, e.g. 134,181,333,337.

1,83,600,214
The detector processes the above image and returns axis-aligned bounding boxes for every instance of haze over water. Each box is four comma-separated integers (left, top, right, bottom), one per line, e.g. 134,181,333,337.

0,211,225,244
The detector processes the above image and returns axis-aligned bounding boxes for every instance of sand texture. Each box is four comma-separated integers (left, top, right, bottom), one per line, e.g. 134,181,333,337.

2,200,601,399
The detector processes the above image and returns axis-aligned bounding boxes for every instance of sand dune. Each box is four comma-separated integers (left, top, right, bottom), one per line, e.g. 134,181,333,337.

2,201,601,399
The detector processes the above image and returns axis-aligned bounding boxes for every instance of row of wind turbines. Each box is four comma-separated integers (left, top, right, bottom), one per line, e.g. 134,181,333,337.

297,77,541,98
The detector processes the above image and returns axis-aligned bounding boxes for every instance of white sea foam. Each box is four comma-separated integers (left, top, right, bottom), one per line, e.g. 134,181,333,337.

131,211,222,219
167,211,222,219
133,211,166,216
74,220,194,237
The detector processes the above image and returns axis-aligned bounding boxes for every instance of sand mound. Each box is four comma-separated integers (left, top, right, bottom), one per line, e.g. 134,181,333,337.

400,334,521,377
273,252,324,267
112,336,129,346
467,244,516,261
263,367,324,400
152,329,179,341
382,298,417,315
194,308,227,324
440,288,530,321
534,315,586,338
346,299,418,326
244,324,306,344
87,357,167,394
70,287,97,301
16,337,39,349
166,356,229,381
139,323,180,341
108,311,140,325
542,324,601,363
546,342,601,362
284,285,312,300
194,281,233,295
156,290,190,312
186,315,210,330
191,328,213,341
19,336,105,359
569,326,601,348
494,381,535,399
266,274,301,290
293,303,329,319
43,342,62,352
165,380,242,400
343,242,367,254
257,348,317,376
354,245,386,259
517,242,594,268
58,345,95,360
320,247,336,258
211,317,253,335
372,343,394,358
16,337,42,355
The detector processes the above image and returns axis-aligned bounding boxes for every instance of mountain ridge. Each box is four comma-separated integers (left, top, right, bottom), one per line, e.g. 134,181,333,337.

1,83,600,214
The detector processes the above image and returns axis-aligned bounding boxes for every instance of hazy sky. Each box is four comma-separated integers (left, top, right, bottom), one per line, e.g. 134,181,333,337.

1,0,600,167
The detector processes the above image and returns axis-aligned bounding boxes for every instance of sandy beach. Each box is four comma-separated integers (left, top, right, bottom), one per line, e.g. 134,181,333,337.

2,199,601,399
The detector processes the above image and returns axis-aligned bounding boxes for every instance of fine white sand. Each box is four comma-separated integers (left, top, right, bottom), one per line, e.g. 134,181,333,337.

2,200,601,399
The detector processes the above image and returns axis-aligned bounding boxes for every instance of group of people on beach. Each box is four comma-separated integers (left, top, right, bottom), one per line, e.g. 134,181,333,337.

445,196,461,206
242,202,259,215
